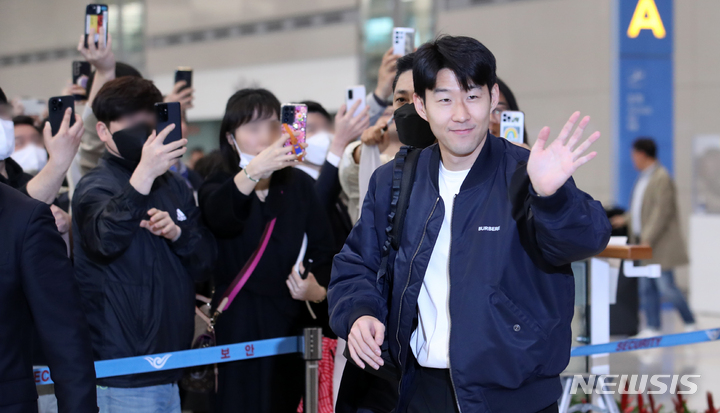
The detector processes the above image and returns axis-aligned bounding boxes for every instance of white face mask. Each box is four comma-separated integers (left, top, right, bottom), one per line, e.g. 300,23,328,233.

11,144,48,175
304,131,332,166
0,119,15,160
231,135,255,169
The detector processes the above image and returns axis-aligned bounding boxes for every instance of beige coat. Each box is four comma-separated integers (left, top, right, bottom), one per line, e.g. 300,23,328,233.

626,164,689,270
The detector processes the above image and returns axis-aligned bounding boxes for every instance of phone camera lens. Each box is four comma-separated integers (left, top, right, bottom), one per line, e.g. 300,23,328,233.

348,90,353,99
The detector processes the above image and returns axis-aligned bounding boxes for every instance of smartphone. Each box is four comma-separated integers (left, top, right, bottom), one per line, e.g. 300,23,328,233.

174,67,192,92
48,96,76,135
500,111,525,144
155,102,183,145
19,99,46,117
392,27,415,56
281,103,307,160
85,4,109,48
72,61,91,99
345,85,366,118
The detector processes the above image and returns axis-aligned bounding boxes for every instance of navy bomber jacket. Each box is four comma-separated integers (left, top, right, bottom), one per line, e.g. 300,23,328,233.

328,135,611,413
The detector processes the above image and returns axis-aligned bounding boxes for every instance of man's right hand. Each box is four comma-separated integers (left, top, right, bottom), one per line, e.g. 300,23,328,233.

348,315,385,370
130,124,187,195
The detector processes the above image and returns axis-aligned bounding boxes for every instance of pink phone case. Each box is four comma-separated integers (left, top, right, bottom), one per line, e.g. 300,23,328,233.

282,104,307,159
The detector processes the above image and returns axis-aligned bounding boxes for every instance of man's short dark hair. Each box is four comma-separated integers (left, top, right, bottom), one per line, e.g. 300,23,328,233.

413,35,496,100
633,137,657,159
13,115,41,134
92,77,163,124
0,87,7,106
300,100,331,123
393,53,415,93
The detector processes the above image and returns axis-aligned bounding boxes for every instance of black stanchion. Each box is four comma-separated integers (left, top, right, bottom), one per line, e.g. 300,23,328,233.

303,327,323,413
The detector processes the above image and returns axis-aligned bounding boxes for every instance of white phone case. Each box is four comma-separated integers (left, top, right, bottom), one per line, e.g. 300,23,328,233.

393,27,415,56
500,110,525,144
346,85,366,118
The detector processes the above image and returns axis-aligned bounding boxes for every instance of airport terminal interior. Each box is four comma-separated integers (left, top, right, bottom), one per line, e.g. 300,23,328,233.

1,0,720,412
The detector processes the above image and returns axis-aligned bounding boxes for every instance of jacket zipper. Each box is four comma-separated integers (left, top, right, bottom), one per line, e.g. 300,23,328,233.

448,194,462,413
396,196,440,389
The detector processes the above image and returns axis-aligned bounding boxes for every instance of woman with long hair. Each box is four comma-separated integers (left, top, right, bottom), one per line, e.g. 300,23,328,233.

199,89,334,412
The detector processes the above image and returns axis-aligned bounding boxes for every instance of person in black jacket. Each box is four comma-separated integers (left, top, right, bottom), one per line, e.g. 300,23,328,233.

329,36,611,413
0,182,97,413
198,89,335,413
72,76,216,411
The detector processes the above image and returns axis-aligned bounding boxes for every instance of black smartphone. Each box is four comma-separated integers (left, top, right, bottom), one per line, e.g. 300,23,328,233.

174,67,192,92
155,102,182,145
84,4,109,48
48,96,76,135
72,61,91,100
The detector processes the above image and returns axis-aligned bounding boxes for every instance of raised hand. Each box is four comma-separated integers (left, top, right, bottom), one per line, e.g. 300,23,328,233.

129,124,187,195
527,112,600,197
42,107,84,172
77,27,114,75
243,134,305,181
375,47,401,101
330,100,370,156
164,80,194,110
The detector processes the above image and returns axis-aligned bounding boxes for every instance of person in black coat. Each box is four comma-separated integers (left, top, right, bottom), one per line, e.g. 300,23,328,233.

199,89,335,413
0,182,97,413
72,77,216,410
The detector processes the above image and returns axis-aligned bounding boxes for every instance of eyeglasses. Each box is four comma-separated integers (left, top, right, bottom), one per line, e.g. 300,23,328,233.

491,104,509,117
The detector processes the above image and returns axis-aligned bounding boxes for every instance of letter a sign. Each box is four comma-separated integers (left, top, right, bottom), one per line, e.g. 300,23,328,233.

627,0,666,39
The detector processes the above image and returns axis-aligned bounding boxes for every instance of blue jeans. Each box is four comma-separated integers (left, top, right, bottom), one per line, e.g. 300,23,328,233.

639,270,696,329
96,383,181,413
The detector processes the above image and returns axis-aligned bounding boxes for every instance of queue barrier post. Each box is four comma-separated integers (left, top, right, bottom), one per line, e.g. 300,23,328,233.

302,327,323,413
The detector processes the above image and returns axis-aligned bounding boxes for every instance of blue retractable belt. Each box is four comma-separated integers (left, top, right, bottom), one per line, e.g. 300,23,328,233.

570,327,720,357
33,328,720,386
34,336,302,385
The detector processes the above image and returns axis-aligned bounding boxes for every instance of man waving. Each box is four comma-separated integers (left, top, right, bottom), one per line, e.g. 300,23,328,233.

328,35,611,413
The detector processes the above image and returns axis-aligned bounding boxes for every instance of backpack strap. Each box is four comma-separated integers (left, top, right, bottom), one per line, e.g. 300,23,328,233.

376,146,421,291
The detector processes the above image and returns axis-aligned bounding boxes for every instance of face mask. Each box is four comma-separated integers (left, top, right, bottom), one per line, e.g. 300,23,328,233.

394,103,436,149
304,131,331,166
112,123,153,164
10,144,48,174
231,135,255,169
0,119,15,160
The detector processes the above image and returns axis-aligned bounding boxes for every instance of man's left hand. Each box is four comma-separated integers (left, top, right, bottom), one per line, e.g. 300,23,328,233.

140,208,181,242
527,111,601,197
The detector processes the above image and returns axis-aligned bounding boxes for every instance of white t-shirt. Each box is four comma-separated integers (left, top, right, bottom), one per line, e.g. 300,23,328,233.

410,161,470,368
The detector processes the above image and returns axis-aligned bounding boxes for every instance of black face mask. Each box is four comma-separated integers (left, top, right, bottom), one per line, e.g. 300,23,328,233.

393,103,436,149
111,123,152,164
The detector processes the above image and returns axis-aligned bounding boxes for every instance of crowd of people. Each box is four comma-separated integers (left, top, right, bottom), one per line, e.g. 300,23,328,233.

1,19,690,413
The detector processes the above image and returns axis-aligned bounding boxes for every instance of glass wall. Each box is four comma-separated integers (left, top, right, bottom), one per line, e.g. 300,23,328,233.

359,0,435,93
107,0,146,74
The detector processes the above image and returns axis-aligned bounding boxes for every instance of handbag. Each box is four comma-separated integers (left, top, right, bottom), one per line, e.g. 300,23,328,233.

181,218,277,393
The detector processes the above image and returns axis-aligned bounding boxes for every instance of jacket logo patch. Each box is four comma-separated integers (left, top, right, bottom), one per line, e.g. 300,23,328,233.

176,209,187,222
145,354,172,369
478,226,501,232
